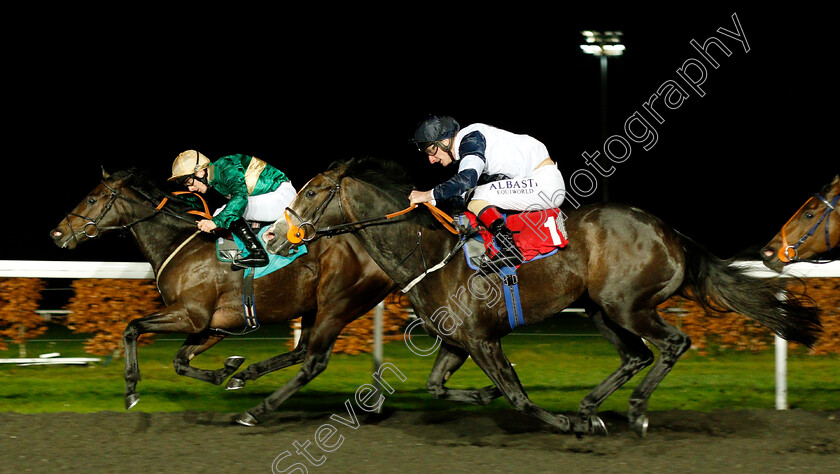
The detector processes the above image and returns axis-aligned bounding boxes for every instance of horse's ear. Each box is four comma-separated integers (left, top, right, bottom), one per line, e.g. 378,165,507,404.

832,174,839,186
101,166,110,180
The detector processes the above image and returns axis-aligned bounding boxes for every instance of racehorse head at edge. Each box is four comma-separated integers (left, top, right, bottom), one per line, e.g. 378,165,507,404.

760,174,840,272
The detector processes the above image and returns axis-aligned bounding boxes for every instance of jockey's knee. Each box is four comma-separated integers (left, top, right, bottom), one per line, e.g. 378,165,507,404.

467,199,491,215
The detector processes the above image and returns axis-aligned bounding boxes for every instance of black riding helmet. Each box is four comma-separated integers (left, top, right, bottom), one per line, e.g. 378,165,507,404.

410,115,460,154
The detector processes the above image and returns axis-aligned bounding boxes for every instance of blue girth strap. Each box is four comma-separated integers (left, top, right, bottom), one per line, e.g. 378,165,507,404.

241,271,259,331
211,269,260,336
500,266,525,329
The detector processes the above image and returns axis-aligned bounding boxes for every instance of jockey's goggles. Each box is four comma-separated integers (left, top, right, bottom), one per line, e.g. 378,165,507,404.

416,141,437,155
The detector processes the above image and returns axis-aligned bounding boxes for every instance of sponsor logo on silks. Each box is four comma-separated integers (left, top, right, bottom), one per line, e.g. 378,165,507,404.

489,179,538,195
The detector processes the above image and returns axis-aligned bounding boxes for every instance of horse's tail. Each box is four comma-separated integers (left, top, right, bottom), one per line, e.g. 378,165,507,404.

676,232,821,347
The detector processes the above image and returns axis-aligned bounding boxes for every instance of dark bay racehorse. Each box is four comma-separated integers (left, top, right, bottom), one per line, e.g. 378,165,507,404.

761,175,839,272
266,158,821,437
50,168,395,423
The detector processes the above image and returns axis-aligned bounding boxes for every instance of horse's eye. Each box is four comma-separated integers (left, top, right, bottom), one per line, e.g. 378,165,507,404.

306,190,316,198
803,212,814,219
87,197,96,204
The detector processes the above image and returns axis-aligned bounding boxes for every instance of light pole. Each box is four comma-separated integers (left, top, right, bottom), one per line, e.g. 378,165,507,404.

580,30,624,202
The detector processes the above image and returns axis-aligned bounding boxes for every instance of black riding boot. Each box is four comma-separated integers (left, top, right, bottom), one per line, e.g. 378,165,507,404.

485,219,524,268
476,206,524,274
229,218,269,269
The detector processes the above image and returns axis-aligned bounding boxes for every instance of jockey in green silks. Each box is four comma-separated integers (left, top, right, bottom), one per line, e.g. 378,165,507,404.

169,150,297,268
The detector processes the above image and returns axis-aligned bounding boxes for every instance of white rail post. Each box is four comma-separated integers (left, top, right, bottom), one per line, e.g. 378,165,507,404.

292,320,301,348
372,300,384,413
775,289,788,411
775,335,788,410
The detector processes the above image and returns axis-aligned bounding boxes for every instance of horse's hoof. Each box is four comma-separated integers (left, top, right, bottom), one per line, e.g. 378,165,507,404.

224,355,246,370
234,412,258,427
590,415,608,436
573,414,608,437
631,415,649,438
226,377,245,391
125,393,140,411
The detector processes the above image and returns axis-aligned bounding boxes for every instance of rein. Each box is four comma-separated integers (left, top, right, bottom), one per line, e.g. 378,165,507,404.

283,172,464,292
777,191,839,262
284,173,459,245
289,202,458,240
154,191,213,219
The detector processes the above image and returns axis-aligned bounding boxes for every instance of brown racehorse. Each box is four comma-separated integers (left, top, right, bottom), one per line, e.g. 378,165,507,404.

761,175,840,272
266,158,821,437
49,168,395,424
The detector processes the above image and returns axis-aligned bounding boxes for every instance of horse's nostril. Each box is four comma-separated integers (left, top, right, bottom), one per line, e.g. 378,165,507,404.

51,229,63,239
262,231,275,244
760,247,775,260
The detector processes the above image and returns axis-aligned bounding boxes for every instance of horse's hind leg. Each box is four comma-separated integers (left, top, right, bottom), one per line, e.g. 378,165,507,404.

426,341,501,405
225,326,311,390
618,308,691,437
467,338,574,434
576,305,654,435
173,333,245,385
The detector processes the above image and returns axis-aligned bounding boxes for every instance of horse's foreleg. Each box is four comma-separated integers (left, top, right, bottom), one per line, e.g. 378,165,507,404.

426,341,501,405
123,307,196,410
234,325,340,426
467,339,574,434
123,320,142,410
173,333,244,385
575,306,654,436
225,326,311,390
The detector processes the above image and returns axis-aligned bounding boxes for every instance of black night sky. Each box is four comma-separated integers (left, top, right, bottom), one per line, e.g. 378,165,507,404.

4,6,837,265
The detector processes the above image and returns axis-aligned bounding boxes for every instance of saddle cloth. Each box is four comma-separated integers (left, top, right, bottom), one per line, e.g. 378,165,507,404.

216,224,307,279
459,207,569,267
458,208,569,330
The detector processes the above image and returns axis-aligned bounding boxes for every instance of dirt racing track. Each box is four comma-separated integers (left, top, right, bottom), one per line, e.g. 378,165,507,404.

1,408,837,472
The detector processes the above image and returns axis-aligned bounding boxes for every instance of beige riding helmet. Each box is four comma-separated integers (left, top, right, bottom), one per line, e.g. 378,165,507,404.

169,150,211,181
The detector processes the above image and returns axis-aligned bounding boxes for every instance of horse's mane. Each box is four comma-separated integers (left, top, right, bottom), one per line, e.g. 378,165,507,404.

110,168,204,216
329,157,449,230
330,157,416,197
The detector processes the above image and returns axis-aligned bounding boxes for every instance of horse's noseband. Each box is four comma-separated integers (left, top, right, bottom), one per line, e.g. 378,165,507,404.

61,183,122,244
284,207,318,244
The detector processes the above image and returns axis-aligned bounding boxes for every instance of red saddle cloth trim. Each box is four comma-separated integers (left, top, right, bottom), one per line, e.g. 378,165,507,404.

465,208,568,261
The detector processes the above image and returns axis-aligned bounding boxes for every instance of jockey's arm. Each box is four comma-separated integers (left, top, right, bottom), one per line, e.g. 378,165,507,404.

210,168,251,230
431,155,483,201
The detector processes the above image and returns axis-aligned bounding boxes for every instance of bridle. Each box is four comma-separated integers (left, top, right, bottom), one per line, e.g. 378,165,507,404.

283,173,345,245
284,172,458,246
777,191,839,263
62,184,123,243
59,179,211,247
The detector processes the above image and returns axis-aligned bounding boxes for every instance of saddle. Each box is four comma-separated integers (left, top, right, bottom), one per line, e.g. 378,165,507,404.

459,207,569,267
216,222,307,279
458,208,569,329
